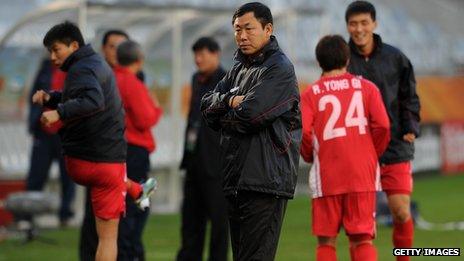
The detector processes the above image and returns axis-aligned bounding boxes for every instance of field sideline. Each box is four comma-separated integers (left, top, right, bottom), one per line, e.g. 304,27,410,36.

0,173,463,260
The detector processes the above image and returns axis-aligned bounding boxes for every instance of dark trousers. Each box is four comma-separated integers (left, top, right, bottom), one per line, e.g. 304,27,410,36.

176,167,229,261
118,145,151,261
79,188,97,261
26,132,75,221
227,191,287,261
79,144,150,261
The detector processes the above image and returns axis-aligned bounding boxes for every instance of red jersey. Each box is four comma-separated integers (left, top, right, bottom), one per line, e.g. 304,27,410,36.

114,67,163,152
300,73,390,198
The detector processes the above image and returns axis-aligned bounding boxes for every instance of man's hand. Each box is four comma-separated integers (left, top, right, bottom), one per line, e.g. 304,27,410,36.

403,133,416,143
229,95,245,109
41,110,60,127
32,90,50,106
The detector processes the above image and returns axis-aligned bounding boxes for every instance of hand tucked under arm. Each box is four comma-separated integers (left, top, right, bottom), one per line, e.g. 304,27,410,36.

228,95,245,108
40,110,60,127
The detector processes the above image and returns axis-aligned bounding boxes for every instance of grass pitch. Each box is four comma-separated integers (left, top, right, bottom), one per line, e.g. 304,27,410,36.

0,173,463,260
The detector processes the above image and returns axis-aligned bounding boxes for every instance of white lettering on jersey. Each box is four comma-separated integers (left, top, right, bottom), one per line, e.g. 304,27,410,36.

323,79,350,92
351,78,362,89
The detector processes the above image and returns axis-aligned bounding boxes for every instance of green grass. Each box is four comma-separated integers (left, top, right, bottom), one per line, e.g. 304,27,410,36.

1,174,463,260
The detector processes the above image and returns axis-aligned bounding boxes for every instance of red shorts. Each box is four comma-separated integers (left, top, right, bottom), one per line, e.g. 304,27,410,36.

312,192,376,237
65,156,126,220
380,161,413,195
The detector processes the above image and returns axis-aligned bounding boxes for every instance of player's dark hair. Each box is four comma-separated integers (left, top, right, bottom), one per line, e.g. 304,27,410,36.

43,21,85,48
315,35,350,72
192,37,220,53
345,1,376,22
102,30,129,46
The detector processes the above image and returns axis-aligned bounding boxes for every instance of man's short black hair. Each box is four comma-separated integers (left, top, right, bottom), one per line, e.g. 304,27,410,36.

102,30,129,46
345,1,376,22
117,40,143,66
192,37,220,53
232,2,273,28
315,35,350,72
43,21,85,48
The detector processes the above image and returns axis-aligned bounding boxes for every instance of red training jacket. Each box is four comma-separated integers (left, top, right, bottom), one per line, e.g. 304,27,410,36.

114,66,163,152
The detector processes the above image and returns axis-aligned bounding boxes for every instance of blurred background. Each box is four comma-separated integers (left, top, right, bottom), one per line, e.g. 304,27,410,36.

0,0,463,260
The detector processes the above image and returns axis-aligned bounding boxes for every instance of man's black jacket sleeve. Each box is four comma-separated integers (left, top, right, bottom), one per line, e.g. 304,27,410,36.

201,71,233,131
44,91,62,109
56,67,105,121
398,55,421,137
220,64,298,134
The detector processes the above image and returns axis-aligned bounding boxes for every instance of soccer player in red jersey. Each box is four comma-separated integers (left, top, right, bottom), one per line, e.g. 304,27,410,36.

345,2,421,260
33,21,156,261
300,35,390,261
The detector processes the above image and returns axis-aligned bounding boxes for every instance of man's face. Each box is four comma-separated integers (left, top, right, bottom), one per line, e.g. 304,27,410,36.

194,48,220,74
233,12,272,55
346,13,377,49
102,34,128,67
49,41,79,68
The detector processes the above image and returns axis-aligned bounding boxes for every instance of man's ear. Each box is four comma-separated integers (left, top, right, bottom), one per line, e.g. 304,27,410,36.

264,23,273,37
70,41,80,51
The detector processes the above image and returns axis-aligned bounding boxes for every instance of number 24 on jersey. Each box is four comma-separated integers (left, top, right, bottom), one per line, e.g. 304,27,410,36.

319,91,367,141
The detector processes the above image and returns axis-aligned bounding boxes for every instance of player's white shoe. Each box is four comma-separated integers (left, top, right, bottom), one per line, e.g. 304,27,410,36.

137,197,151,210
135,177,157,210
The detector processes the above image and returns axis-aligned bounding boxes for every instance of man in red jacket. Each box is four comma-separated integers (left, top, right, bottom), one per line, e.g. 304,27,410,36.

114,40,163,260
114,40,162,153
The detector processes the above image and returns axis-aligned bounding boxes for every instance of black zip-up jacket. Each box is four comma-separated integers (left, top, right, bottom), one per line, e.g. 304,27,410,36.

45,44,126,162
348,34,421,164
201,36,302,198
180,67,226,178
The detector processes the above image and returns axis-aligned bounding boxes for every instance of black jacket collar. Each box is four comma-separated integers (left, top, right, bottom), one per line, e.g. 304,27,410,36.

234,35,280,66
61,44,96,72
349,33,383,58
